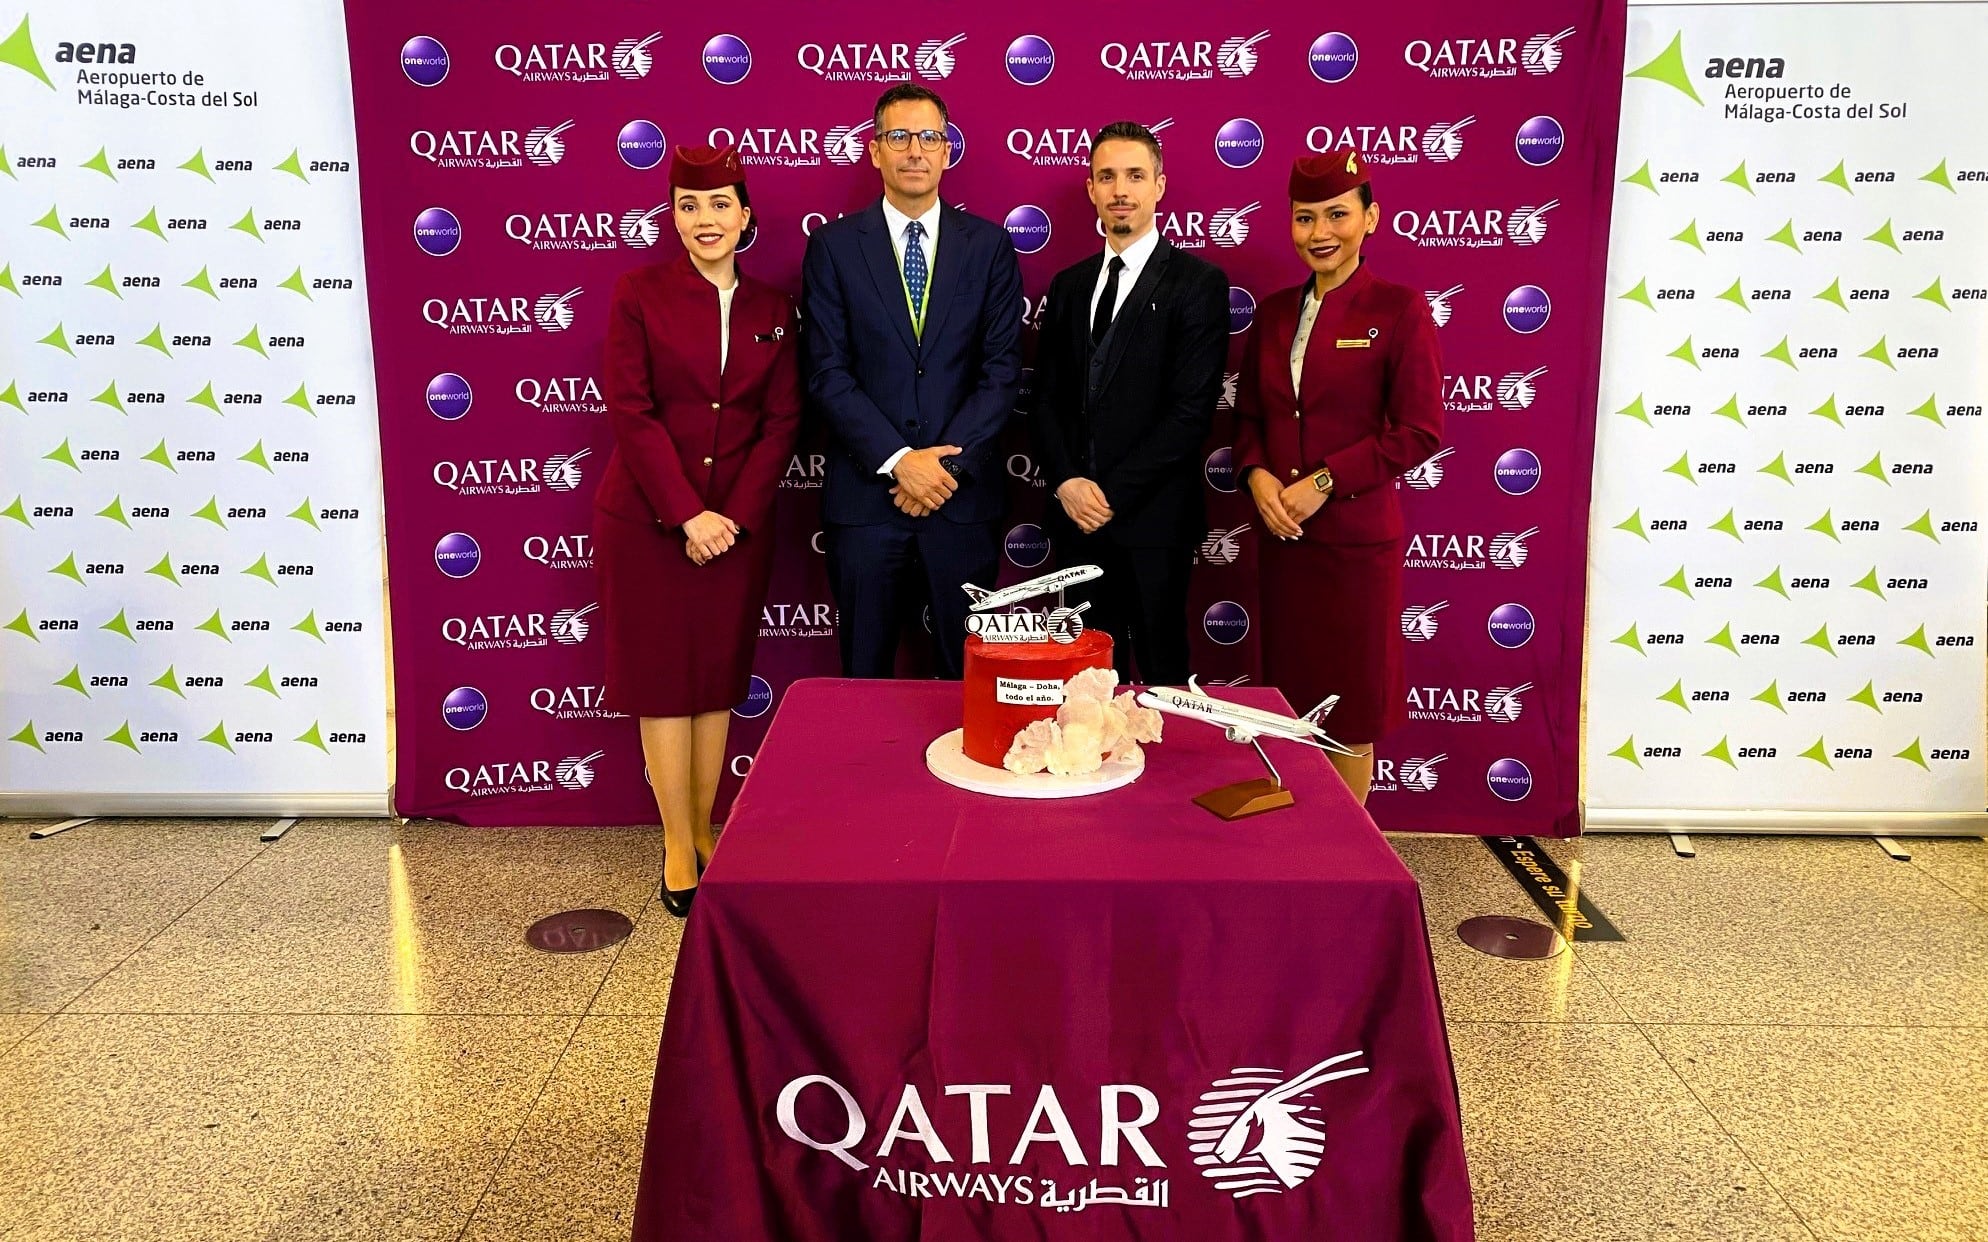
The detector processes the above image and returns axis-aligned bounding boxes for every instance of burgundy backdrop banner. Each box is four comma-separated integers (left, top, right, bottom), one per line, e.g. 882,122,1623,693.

344,4,1624,835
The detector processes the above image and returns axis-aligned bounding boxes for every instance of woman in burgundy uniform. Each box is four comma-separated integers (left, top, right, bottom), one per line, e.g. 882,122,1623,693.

595,146,802,914
1233,150,1443,804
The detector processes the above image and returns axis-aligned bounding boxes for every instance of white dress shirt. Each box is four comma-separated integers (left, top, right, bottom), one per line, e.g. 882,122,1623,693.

1088,225,1162,329
877,198,944,475
1290,282,1324,395
717,284,736,374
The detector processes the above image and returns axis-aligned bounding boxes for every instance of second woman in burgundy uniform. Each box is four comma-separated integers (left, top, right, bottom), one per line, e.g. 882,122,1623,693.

1233,150,1444,804
595,145,802,914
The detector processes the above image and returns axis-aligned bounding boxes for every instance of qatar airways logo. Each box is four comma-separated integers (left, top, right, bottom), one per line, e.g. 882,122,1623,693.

1402,447,1457,490
1197,524,1250,567
1096,201,1259,251
530,684,625,721
1372,754,1444,795
504,209,664,252
421,289,583,335
441,612,550,651
1392,205,1549,249
798,34,966,81
523,533,593,570
708,124,869,169
1403,529,1537,571
1403,28,1575,78
494,34,661,82
1013,117,1172,168
1443,368,1546,414
774,1053,1368,1210
1101,31,1268,80
1425,285,1463,328
516,375,605,414
431,449,588,496
408,122,572,168
762,601,837,638
1406,682,1531,725
444,751,604,795
1307,117,1475,165
1400,601,1447,642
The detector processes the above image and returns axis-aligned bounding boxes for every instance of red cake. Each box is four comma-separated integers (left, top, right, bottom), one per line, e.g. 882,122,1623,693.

961,630,1115,767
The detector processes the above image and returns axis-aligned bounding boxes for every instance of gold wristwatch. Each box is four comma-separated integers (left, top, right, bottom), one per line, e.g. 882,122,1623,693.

1310,467,1335,497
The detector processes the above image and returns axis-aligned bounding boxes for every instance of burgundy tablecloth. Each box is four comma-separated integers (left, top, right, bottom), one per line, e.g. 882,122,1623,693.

633,679,1473,1241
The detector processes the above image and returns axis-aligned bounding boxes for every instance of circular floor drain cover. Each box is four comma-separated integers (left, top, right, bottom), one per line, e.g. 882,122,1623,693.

525,909,634,954
1457,915,1564,960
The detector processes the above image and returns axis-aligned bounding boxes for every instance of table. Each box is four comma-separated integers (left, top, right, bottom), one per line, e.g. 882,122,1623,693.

633,679,1473,1240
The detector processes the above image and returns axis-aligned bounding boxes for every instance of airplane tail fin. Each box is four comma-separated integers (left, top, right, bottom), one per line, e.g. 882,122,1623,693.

1302,695,1339,726
960,583,991,606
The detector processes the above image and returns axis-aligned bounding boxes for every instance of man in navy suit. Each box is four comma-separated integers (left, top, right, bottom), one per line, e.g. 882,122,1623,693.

803,83,1023,678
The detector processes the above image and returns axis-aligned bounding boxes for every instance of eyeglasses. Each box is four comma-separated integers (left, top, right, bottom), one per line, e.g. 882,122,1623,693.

877,128,950,152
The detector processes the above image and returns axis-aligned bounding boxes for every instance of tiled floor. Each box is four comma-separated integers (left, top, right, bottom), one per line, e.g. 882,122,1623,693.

1,818,1982,1241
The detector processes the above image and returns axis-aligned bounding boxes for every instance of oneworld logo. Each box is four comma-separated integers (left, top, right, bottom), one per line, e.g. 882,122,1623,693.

1203,601,1250,645
401,36,449,87
1487,603,1536,649
1514,116,1565,167
1006,35,1055,86
703,34,752,84
1308,32,1358,83
1214,118,1264,169
1404,28,1574,78
1004,523,1051,569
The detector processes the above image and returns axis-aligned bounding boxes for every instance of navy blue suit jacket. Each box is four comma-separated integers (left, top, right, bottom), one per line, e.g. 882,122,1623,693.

801,199,1023,526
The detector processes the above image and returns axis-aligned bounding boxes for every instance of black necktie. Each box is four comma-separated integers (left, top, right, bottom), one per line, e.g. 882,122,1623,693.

1091,256,1125,346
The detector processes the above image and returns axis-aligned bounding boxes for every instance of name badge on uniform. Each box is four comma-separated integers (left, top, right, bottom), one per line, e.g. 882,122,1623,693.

1336,327,1380,349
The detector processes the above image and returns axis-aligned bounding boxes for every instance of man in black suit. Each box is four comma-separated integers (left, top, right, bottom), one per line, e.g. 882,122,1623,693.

803,83,1023,678
1028,121,1229,685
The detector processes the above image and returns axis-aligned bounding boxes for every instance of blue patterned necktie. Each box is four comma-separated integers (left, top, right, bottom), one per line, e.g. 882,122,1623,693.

903,219,928,338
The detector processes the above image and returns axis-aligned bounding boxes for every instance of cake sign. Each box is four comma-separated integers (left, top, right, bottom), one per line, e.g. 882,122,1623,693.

961,565,1104,646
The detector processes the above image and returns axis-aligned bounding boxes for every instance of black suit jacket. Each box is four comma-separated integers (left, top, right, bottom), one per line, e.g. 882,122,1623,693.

1028,239,1229,548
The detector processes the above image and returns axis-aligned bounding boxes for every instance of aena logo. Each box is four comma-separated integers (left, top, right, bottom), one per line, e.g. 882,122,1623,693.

1400,601,1447,642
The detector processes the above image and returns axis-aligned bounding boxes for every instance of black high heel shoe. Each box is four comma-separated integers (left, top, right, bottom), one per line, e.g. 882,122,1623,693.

660,882,697,918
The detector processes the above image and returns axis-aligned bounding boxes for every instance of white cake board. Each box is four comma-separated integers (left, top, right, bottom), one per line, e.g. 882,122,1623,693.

925,729,1144,799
